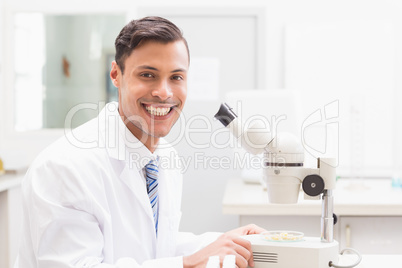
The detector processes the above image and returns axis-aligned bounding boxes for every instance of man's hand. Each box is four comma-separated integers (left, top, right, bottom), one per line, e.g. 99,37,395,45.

224,224,267,237
183,224,266,268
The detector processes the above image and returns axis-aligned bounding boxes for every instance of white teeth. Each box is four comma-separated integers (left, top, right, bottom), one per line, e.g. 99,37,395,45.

145,105,172,116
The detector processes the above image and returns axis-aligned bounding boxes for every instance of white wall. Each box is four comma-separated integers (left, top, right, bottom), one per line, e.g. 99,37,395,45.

0,0,4,152
1,0,402,235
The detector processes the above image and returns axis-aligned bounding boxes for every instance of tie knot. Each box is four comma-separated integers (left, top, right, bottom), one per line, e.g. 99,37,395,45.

146,159,158,167
145,159,159,181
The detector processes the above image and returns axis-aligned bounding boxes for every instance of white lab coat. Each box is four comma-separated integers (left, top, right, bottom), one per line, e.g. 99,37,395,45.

15,102,220,268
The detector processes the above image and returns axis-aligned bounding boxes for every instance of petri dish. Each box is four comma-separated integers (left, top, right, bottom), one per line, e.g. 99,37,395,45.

261,231,304,242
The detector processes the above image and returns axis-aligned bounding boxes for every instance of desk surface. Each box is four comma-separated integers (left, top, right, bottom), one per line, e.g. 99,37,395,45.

0,174,23,193
223,178,402,216
340,254,402,268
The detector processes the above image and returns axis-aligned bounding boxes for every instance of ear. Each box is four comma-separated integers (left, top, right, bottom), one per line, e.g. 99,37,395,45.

110,61,121,88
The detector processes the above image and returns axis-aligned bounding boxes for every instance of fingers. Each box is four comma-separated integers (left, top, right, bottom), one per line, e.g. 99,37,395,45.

222,255,236,268
225,224,267,237
191,231,260,268
232,237,254,267
243,224,267,235
219,235,254,267
219,228,260,267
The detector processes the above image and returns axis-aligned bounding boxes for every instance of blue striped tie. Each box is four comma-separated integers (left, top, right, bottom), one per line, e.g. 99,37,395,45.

145,159,159,235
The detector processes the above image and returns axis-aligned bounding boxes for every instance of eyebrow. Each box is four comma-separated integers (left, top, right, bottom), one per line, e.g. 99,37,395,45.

137,65,187,73
138,65,158,71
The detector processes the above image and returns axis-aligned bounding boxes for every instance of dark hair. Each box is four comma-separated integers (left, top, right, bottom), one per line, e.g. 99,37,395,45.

114,16,189,74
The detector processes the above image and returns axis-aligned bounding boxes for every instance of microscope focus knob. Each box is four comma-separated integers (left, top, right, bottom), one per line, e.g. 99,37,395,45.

333,213,338,225
302,174,325,196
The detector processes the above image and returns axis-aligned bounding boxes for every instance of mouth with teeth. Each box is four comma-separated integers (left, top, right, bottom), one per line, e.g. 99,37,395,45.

143,103,176,118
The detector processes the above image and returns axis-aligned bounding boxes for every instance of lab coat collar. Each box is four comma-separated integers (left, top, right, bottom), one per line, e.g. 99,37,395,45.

97,103,183,248
99,103,162,241
99,102,160,169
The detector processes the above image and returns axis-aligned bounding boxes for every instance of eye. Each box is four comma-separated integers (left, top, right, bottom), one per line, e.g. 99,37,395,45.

140,73,154,78
172,75,184,81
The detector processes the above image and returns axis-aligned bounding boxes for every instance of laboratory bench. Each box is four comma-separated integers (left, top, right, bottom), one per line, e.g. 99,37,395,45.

339,254,402,267
1,174,402,267
223,178,402,255
0,174,23,268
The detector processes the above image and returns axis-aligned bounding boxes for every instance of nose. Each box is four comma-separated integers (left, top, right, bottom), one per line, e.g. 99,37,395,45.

152,79,173,100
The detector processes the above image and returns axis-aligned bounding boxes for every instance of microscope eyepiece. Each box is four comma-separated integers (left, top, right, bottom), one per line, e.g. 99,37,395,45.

214,103,238,127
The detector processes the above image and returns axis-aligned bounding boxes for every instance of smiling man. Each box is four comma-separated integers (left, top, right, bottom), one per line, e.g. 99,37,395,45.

15,17,264,268
111,35,188,152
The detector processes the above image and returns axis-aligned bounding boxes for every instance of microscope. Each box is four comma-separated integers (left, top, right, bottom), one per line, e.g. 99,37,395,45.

215,103,361,268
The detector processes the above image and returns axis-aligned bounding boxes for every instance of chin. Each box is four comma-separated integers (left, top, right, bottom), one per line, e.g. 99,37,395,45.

151,131,170,138
143,127,169,138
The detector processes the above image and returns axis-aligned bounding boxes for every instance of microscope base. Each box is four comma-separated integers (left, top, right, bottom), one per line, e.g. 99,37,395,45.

243,235,339,268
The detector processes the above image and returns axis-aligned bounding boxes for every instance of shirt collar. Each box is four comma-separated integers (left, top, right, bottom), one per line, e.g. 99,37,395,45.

100,102,160,171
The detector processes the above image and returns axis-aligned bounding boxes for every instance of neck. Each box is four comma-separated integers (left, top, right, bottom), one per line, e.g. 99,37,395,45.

119,110,159,153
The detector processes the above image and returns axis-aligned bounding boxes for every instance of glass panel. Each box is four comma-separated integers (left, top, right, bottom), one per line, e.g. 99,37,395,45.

14,13,125,131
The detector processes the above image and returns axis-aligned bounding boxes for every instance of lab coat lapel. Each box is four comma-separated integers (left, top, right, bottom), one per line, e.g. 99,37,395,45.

155,167,179,258
119,163,155,228
155,167,169,257
99,102,155,232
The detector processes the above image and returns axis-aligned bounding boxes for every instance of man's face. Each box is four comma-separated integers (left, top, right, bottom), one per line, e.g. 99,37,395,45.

111,40,188,143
